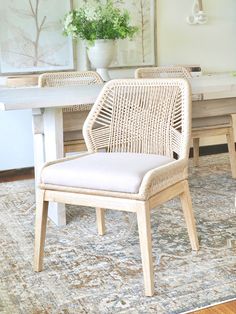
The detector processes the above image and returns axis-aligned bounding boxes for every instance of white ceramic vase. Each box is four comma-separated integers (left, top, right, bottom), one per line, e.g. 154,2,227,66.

87,39,115,81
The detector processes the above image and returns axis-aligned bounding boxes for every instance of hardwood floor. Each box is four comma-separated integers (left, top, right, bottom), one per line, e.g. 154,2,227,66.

0,167,34,183
1,167,235,313
192,300,236,313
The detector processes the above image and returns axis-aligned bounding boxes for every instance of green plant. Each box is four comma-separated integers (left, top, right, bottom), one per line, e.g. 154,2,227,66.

63,0,138,45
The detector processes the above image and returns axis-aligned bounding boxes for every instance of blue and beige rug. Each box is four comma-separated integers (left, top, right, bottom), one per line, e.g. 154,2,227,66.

0,154,236,313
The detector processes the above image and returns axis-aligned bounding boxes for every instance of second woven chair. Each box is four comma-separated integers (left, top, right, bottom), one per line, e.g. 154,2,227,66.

135,66,236,178
38,71,103,153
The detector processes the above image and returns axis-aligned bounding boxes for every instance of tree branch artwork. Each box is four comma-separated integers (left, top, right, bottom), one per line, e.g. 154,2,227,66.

1,0,74,72
116,0,154,67
28,0,47,66
138,0,150,64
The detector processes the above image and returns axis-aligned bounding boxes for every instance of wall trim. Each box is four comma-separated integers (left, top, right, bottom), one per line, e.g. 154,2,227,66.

0,167,34,183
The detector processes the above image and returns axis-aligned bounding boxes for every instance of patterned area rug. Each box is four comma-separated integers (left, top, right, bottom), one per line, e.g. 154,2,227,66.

0,154,236,314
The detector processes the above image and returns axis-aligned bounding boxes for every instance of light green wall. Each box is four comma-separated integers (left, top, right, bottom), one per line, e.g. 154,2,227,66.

75,0,236,73
156,0,236,146
157,0,236,72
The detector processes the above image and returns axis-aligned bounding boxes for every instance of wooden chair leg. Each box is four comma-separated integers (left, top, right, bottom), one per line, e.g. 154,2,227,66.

96,208,105,235
34,189,49,272
226,127,236,179
180,181,199,251
137,203,154,297
193,138,200,167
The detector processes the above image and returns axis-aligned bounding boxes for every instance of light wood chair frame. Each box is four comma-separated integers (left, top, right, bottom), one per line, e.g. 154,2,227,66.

34,79,199,296
135,67,236,178
192,118,236,177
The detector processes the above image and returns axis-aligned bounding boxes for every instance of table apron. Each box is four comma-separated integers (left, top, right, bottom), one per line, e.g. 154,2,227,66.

193,98,236,119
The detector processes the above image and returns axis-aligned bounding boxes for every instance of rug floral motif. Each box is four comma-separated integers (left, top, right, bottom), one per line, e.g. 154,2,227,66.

0,154,236,314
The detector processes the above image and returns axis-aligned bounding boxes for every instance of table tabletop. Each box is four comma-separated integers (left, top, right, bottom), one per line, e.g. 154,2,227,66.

0,84,104,111
1,74,236,111
190,73,236,95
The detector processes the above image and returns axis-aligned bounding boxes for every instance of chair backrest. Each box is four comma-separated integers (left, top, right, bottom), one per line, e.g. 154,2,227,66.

83,79,191,161
38,71,103,113
38,71,103,88
135,66,192,80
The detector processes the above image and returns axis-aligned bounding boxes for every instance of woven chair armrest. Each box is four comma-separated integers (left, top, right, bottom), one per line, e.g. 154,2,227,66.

139,158,188,198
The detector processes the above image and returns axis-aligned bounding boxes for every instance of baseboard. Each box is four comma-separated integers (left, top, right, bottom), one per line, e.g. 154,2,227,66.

0,167,35,183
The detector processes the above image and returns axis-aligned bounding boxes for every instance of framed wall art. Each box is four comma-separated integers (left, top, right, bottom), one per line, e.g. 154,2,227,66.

111,0,156,67
0,0,75,74
78,0,156,68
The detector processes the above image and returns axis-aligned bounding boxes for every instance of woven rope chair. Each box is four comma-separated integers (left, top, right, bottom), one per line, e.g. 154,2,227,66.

135,67,236,178
34,79,199,296
135,66,192,79
38,71,103,153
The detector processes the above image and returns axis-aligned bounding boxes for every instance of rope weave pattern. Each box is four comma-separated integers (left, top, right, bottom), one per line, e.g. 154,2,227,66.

135,66,192,79
38,71,103,112
135,64,200,137
84,79,190,156
83,79,191,198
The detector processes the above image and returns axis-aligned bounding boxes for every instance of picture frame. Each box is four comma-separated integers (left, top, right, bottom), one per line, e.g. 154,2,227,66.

0,0,75,74
110,0,157,68
78,0,157,68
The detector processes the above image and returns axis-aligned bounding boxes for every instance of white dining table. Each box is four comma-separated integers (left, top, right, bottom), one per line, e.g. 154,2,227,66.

0,84,104,226
0,74,236,226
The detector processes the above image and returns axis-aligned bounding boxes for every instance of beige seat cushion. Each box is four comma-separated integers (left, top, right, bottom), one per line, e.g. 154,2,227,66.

41,153,174,194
